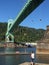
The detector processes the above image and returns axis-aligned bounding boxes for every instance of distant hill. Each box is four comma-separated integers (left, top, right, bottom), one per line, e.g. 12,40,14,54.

0,22,7,42
0,22,45,42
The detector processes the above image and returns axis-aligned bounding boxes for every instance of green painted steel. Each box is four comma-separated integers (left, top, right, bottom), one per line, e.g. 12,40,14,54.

9,0,44,32
5,0,44,42
5,19,14,42
5,33,14,42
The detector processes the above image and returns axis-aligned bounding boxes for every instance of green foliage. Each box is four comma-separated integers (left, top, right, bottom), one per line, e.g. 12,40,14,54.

0,22,7,42
0,22,45,42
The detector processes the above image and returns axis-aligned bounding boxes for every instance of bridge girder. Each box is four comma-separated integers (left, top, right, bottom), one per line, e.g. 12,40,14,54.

8,0,44,33
5,0,44,42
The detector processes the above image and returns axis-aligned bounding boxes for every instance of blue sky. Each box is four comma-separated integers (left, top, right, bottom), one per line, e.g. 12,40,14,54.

0,0,49,29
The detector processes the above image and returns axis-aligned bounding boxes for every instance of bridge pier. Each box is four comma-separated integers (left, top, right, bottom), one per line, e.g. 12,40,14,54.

5,19,14,42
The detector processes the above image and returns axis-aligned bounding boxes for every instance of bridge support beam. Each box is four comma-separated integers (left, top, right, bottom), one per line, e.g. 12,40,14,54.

5,0,44,43
5,19,14,42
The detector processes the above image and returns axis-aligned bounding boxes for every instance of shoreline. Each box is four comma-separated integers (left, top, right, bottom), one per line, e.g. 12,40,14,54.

0,51,49,55
19,62,49,65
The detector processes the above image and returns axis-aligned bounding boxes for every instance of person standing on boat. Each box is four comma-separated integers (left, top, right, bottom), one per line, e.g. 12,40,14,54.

31,51,35,65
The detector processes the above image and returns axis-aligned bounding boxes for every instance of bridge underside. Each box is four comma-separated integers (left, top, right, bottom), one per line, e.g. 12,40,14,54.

9,0,44,33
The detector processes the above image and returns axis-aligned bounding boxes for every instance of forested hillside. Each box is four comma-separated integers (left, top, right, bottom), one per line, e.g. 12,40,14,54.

0,23,45,42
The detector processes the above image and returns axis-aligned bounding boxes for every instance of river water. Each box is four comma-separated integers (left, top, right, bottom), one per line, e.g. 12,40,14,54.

0,47,49,65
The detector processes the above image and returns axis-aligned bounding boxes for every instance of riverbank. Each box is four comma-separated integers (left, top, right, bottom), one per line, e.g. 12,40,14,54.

0,51,49,55
19,62,49,65
0,50,49,55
